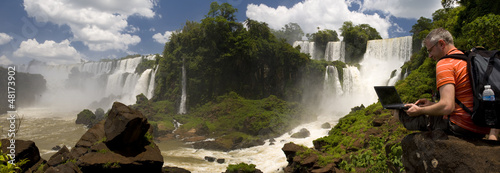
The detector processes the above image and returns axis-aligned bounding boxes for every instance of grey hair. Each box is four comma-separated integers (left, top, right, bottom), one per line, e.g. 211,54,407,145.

424,28,454,45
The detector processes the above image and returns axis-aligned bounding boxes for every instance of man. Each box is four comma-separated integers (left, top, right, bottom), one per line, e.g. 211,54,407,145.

397,28,497,140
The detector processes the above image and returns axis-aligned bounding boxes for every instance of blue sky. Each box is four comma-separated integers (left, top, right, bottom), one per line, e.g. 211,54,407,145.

0,0,442,65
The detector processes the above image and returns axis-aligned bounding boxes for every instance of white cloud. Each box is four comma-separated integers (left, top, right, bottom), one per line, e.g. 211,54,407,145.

13,39,83,64
23,0,157,51
0,55,13,66
0,33,13,45
246,0,443,39
247,0,392,38
360,0,442,19
153,31,173,44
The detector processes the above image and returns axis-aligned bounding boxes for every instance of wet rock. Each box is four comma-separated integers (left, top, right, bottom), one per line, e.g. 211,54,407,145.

321,122,331,129
204,156,216,162
75,109,96,127
401,130,500,172
52,145,62,151
216,158,225,164
291,128,310,138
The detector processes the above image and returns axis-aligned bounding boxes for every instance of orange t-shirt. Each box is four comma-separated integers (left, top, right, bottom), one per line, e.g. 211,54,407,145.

436,49,490,134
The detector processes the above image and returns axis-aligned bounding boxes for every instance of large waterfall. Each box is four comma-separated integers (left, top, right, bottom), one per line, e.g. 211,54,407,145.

19,55,158,110
319,36,412,113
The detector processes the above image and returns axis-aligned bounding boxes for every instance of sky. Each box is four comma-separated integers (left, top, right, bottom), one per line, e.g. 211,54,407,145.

0,0,443,65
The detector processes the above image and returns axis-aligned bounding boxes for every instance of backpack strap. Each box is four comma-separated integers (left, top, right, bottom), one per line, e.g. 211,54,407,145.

438,53,473,114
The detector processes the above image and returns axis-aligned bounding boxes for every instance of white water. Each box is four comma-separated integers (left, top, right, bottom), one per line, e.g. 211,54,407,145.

293,41,318,60
178,62,187,114
325,41,345,62
19,55,158,110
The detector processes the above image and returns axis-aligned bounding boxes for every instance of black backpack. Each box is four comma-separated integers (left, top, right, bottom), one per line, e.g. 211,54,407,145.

441,48,500,128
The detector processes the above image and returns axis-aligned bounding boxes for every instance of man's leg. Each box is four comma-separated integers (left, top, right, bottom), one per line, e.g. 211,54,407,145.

393,109,448,131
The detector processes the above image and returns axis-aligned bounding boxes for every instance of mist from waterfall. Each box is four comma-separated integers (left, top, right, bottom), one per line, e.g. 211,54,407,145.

18,55,158,111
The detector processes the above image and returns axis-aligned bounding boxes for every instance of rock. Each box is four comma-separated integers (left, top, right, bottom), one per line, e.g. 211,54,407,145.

321,122,331,129
76,109,96,127
372,118,385,127
204,156,216,162
52,145,62,151
71,101,163,172
401,130,500,172
44,162,82,173
291,128,310,138
0,139,43,172
95,108,105,120
104,102,151,155
47,145,71,167
163,166,191,173
282,142,339,173
216,158,225,164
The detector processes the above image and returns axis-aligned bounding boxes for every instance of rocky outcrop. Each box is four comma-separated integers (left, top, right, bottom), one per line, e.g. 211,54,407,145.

282,142,340,173
2,102,191,173
0,139,47,172
401,130,500,172
290,128,310,138
75,109,106,128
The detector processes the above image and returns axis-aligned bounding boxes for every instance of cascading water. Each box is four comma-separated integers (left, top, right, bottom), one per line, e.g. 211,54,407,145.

325,41,345,62
20,55,158,110
293,41,317,60
321,36,413,113
178,61,187,114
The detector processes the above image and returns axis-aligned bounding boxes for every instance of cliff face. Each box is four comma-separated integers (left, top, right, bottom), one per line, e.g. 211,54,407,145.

0,66,46,114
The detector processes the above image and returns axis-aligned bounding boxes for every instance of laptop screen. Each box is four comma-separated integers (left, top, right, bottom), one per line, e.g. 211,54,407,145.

374,86,403,106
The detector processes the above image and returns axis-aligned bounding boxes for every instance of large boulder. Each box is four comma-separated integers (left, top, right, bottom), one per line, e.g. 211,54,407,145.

401,130,500,172
104,102,151,155
0,139,46,172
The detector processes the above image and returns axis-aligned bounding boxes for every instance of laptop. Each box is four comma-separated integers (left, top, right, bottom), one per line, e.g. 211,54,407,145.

374,86,409,110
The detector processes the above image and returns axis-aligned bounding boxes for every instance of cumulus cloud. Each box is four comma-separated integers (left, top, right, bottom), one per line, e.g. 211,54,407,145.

247,0,392,38
0,33,13,45
0,55,13,66
246,0,443,39
359,0,442,19
153,31,173,44
13,39,83,64
23,0,157,51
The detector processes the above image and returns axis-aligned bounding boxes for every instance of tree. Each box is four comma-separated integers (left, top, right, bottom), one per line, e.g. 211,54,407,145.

308,29,340,60
272,22,304,45
340,21,381,63
460,14,500,50
410,17,433,52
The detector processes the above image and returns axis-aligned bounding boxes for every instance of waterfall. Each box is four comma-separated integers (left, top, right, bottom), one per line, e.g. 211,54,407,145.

325,41,345,62
324,66,343,96
20,55,158,110
321,36,412,113
293,41,317,60
178,62,187,114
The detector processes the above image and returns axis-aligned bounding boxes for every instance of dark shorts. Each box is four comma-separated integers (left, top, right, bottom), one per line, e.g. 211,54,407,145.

397,109,485,139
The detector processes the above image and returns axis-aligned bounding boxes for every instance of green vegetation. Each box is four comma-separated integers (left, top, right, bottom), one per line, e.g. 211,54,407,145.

135,55,158,74
340,21,382,63
272,22,304,45
0,142,28,173
312,103,412,171
308,29,340,59
226,163,257,173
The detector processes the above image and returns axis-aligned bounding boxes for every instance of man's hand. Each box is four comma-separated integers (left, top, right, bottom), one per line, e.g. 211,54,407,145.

415,98,434,107
404,103,422,117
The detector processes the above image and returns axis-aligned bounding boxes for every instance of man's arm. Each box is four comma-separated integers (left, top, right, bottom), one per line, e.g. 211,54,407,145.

405,83,455,116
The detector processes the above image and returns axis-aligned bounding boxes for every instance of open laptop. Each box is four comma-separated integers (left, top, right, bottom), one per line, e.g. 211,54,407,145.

374,86,409,110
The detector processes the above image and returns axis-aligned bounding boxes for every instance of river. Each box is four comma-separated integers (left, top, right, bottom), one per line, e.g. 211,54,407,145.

1,107,344,173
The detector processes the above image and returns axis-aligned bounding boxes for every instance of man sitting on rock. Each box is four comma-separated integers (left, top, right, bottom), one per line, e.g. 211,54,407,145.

395,27,498,140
